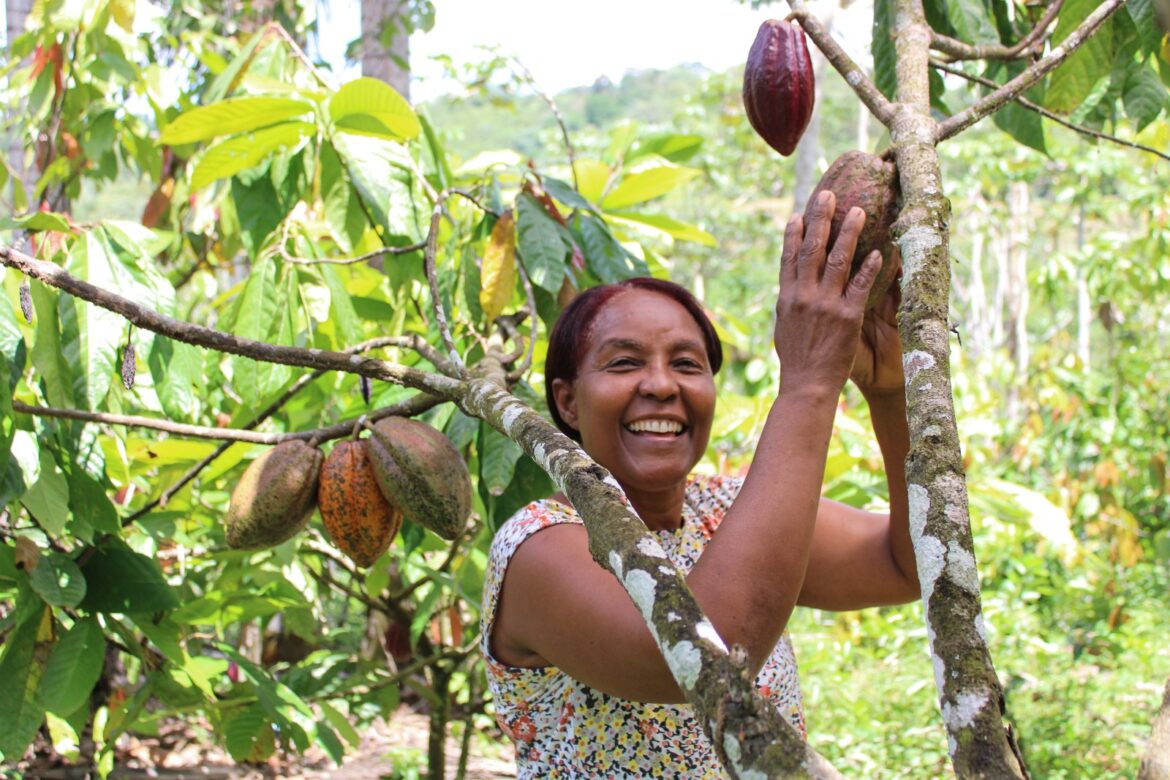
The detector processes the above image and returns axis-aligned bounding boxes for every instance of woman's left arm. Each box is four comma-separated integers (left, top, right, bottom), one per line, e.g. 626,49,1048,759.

798,254,921,609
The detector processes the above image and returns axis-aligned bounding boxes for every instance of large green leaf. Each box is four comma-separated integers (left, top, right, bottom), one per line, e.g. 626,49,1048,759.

0,288,24,389
516,193,568,293
986,62,1048,154
38,617,104,716
1122,62,1168,132
28,552,86,607
21,444,70,537
0,354,13,479
942,0,1001,45
78,541,178,614
607,212,716,246
1046,0,1115,114
30,282,80,410
319,265,361,346
229,257,291,402
224,703,271,762
628,133,704,164
329,77,421,142
600,162,699,210
191,121,315,191
147,336,204,420
571,213,647,283
479,424,523,497
331,131,424,242
873,0,898,100
66,466,120,541
0,598,50,760
160,97,314,145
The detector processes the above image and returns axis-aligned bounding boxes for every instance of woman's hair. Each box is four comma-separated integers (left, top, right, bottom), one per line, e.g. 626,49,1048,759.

544,277,723,441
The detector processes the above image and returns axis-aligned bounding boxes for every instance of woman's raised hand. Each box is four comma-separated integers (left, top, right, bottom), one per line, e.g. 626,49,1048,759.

774,191,882,396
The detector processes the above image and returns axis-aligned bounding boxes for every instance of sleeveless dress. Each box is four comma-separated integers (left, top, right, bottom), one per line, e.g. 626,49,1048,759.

480,474,806,779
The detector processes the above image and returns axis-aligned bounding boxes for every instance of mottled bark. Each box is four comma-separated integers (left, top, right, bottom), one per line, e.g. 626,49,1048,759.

890,1,1027,776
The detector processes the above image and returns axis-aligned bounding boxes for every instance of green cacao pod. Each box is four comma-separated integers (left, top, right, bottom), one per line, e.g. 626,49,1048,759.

805,150,901,309
318,439,404,567
742,19,815,156
225,440,322,549
367,417,471,541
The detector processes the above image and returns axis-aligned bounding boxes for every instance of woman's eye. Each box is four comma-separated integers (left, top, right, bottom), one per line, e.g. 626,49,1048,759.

607,357,637,369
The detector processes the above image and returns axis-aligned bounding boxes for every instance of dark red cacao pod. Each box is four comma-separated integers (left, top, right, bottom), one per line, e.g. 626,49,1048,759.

804,150,902,309
742,19,816,156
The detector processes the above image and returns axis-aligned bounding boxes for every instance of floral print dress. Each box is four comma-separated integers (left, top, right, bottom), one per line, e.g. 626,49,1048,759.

480,474,806,779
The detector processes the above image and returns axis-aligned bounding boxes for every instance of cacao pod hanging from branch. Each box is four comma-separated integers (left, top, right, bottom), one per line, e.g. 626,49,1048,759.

742,19,816,157
318,438,404,567
225,440,323,549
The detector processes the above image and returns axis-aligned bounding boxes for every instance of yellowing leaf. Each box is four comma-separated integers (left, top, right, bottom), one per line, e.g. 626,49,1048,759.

480,211,516,323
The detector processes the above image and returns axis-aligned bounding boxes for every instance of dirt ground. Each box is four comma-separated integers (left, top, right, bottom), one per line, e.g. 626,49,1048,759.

13,707,516,780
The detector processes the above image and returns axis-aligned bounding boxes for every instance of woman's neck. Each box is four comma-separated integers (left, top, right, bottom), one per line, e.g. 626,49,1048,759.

624,481,688,531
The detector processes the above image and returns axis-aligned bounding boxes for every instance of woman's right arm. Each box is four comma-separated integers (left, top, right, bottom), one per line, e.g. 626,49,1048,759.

491,193,881,702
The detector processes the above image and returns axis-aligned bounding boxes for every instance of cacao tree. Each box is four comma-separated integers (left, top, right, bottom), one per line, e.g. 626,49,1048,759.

1,0,1168,778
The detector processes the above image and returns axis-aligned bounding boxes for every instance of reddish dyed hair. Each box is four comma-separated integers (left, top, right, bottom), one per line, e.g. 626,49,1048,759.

544,277,723,441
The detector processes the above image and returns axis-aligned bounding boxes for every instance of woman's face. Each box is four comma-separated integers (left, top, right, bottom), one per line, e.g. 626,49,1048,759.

551,289,716,495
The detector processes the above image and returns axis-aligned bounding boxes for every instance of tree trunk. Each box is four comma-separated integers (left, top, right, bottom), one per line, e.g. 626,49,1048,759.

360,0,411,100
1139,679,1170,780
6,0,36,214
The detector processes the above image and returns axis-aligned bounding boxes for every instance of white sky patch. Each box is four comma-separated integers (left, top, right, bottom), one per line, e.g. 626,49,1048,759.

696,618,728,653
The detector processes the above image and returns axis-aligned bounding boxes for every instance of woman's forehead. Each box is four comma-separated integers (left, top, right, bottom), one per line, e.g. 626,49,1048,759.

584,290,703,346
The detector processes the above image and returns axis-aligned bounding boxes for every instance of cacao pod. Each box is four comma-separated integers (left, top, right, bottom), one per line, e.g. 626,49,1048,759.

367,417,472,541
805,150,902,308
225,440,322,549
318,439,404,567
742,19,815,157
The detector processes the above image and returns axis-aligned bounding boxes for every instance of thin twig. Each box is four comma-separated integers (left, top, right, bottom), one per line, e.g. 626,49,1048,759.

935,0,1125,143
0,244,462,399
506,262,537,382
269,22,332,89
931,59,1170,163
786,0,897,128
424,193,467,377
511,57,579,191
930,0,1064,61
388,524,473,604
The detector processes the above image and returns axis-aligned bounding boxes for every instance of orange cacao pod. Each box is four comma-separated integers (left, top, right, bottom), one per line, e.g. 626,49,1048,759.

805,150,902,308
318,439,404,567
742,19,815,156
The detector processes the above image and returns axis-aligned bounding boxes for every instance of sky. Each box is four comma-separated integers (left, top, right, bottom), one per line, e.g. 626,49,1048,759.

315,0,873,101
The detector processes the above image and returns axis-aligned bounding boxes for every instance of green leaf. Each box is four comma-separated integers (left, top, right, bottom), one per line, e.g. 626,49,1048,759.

318,701,362,748
319,142,367,253
479,424,524,497
329,77,421,142
331,132,424,242
607,212,716,246
0,211,73,233
319,265,361,346
148,336,203,420
0,355,13,479
229,257,291,401
78,542,178,614
628,133,704,164
66,467,120,540
191,121,315,191
986,62,1048,154
224,704,270,762
572,213,647,283
160,97,314,145
542,176,597,213
30,282,79,410
1126,0,1164,55
489,455,555,533
873,0,898,100
0,600,50,760
21,445,70,536
1046,0,1115,114
204,24,273,103
516,193,568,293
38,617,104,716
1123,63,1168,132
942,0,1001,45
0,542,17,585
28,553,86,608
601,162,699,210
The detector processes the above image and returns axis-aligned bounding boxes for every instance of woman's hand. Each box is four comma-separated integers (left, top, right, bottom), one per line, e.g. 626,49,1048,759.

774,191,882,397
849,247,905,397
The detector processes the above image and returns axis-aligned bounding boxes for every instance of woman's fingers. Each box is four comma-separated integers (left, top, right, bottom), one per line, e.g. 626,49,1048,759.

845,251,883,305
822,206,866,290
796,191,835,276
780,213,803,286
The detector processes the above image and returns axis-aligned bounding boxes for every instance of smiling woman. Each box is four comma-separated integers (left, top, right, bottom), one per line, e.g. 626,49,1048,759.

479,193,921,778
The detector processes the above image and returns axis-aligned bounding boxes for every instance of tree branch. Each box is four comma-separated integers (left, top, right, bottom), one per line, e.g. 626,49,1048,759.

935,0,1125,143
929,0,1063,61
424,192,468,377
505,260,538,382
0,243,463,400
930,59,1170,163
787,0,897,128
511,57,580,191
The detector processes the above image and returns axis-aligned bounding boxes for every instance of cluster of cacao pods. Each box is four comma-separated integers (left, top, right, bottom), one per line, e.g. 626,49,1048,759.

742,19,815,156
224,416,472,566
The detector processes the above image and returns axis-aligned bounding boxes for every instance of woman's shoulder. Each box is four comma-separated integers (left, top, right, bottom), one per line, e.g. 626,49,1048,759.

489,497,583,562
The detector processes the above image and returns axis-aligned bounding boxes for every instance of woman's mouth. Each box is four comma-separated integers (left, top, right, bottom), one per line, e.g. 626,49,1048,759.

625,419,685,436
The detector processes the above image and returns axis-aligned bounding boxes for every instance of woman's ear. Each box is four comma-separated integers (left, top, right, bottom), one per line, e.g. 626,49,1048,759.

550,378,579,431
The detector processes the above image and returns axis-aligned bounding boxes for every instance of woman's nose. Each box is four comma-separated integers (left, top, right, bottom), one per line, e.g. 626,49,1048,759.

638,365,678,399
